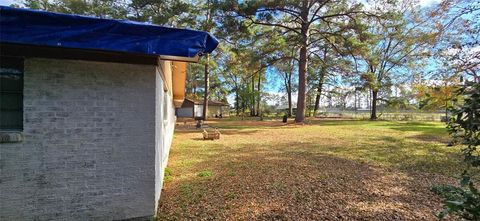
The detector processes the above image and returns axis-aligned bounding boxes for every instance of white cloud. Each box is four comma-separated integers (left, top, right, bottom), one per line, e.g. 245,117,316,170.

418,0,441,7
0,0,17,6
361,0,441,9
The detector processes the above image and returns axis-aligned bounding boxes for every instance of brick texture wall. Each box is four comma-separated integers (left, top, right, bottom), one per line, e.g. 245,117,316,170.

0,58,172,220
154,65,176,215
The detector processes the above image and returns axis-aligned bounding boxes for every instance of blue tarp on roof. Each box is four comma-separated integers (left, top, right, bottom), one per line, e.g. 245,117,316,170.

0,6,219,58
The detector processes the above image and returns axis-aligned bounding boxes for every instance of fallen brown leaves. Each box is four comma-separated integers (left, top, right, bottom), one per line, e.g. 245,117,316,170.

158,119,456,220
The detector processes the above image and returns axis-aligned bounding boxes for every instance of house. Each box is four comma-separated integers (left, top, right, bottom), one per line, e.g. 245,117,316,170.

176,98,229,119
0,6,218,221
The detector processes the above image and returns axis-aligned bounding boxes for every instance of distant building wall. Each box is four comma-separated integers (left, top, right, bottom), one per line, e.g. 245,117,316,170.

0,58,174,220
206,105,228,118
208,106,222,117
194,104,203,118
176,107,194,118
190,104,230,118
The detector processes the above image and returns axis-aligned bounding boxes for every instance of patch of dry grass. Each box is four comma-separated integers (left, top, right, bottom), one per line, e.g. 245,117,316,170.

157,119,460,220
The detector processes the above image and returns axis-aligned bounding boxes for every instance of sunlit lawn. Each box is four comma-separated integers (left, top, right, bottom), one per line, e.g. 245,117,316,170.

157,118,461,220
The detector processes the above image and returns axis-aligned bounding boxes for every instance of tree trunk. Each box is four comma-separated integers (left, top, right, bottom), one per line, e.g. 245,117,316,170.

314,94,320,115
310,95,314,116
202,0,212,121
370,90,378,120
202,54,210,120
367,90,371,109
235,86,240,116
295,43,308,123
284,72,293,117
313,77,324,115
242,100,246,115
251,76,255,116
295,5,309,123
287,87,293,117
257,74,261,116
294,1,309,123
314,47,328,116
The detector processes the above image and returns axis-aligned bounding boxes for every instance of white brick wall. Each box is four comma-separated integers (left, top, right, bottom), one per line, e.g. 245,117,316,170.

0,58,176,220
154,63,176,215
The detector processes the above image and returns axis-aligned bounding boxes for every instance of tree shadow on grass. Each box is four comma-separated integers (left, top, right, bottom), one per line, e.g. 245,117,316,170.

387,121,450,144
306,119,368,126
176,129,264,141
388,121,446,133
179,118,373,131
308,120,451,144
314,134,462,176
157,140,457,220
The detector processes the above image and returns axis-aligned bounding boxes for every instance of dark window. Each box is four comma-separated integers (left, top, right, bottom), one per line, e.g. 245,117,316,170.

0,56,24,130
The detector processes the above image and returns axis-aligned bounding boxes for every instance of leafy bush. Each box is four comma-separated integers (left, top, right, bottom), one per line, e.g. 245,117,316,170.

433,173,480,219
436,81,480,220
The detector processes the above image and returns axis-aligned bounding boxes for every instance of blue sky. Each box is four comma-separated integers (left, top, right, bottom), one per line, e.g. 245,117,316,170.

0,0,16,6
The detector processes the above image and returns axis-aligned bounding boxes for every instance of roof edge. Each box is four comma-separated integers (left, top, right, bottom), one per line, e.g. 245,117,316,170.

0,6,219,59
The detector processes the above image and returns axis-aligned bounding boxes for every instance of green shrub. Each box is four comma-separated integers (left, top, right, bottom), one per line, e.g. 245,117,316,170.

436,80,480,220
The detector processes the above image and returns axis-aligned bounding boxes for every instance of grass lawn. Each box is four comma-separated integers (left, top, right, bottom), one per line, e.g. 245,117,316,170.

157,118,462,220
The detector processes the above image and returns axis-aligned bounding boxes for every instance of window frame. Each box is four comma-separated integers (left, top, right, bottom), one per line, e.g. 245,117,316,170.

0,56,24,131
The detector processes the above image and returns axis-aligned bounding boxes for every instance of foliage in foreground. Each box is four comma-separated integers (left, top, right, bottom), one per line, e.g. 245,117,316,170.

436,81,480,220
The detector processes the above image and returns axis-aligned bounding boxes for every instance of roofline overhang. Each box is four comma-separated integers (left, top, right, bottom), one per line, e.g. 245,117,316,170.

0,43,207,65
159,55,200,63
0,6,219,58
